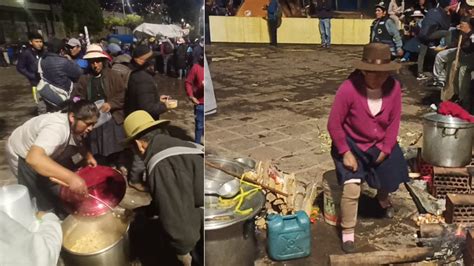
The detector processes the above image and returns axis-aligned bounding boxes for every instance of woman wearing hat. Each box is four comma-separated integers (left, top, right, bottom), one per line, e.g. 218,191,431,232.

400,10,425,62
327,43,409,253
72,44,127,172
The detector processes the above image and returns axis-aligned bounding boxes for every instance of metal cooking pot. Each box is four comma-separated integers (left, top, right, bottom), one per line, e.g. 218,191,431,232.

61,212,130,266
205,156,265,266
422,113,474,167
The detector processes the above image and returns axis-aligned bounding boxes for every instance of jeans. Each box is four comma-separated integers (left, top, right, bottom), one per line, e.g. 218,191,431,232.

163,54,173,75
194,104,204,144
268,19,278,46
417,30,451,74
433,48,456,82
319,18,331,45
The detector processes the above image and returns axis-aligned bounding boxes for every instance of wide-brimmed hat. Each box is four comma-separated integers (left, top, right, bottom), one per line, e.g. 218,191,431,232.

352,43,401,72
83,44,109,60
123,110,170,143
467,0,474,7
411,10,425,17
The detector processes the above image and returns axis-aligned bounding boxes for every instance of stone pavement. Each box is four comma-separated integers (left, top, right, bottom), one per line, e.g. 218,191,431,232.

205,43,437,264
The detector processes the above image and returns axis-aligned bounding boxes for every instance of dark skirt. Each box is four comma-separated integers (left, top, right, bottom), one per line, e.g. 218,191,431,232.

331,137,409,193
88,118,125,157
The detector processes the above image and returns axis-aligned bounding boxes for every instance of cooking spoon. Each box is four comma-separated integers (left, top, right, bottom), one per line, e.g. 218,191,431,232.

205,179,240,198
49,177,122,217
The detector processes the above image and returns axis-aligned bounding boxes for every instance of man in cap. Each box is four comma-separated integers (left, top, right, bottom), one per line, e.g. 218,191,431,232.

123,110,203,266
37,38,82,112
65,38,82,60
72,44,127,170
160,36,175,75
370,2,404,58
416,0,452,80
124,44,171,190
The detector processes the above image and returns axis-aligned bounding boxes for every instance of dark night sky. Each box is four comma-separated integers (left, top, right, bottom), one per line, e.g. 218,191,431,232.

99,0,202,15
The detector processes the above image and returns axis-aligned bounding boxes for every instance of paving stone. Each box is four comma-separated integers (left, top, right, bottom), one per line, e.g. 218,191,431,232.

278,124,313,137
206,130,241,143
208,118,241,128
221,137,263,153
245,146,288,162
271,139,313,154
248,130,290,145
226,124,267,136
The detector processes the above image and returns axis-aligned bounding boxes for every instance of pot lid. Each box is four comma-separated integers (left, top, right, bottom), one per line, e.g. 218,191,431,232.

60,165,127,217
423,112,474,127
205,157,264,230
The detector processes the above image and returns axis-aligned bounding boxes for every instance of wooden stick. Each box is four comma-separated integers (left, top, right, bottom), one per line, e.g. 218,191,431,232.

329,247,434,266
49,177,69,187
441,36,463,101
205,161,288,197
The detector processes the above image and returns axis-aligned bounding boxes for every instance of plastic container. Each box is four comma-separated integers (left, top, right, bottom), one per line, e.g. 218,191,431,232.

267,211,311,261
0,184,37,230
323,172,342,226
94,99,112,128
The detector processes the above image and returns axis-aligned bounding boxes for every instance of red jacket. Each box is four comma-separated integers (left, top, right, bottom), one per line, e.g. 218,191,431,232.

185,63,204,104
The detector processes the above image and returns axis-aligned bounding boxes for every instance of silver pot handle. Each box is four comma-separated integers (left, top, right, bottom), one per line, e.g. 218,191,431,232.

442,128,459,139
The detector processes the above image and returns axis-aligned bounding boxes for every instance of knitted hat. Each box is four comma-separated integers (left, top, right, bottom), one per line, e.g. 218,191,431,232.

132,45,151,58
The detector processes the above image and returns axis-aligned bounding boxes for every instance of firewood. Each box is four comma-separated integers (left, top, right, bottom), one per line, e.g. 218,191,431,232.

266,192,277,202
420,224,445,238
273,199,285,206
329,247,434,266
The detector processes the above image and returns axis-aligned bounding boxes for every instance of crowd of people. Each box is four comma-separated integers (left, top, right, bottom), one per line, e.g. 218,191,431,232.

5,30,205,265
370,0,474,113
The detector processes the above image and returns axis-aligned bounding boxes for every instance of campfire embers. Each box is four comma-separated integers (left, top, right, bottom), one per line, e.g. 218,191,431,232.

417,223,466,263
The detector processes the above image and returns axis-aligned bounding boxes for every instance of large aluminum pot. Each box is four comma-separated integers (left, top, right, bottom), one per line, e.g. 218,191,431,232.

422,113,474,167
205,156,265,266
61,212,130,266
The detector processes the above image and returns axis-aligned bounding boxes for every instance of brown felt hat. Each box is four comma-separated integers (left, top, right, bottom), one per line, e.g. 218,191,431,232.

352,43,401,72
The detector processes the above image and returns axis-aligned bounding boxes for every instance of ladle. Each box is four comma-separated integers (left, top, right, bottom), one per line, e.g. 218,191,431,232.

205,179,240,198
49,177,122,217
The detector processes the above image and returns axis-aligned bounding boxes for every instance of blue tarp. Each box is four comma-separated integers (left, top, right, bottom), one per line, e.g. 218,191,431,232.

107,34,134,44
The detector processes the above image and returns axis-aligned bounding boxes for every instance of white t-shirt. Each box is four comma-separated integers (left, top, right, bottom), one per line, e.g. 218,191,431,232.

8,112,75,160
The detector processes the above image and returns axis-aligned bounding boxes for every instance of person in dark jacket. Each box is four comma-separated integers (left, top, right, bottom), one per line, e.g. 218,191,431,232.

264,0,279,46
192,38,204,65
16,32,44,107
416,0,451,80
124,45,171,191
175,38,188,79
316,0,333,48
17,32,44,87
123,110,203,266
72,44,127,172
38,38,82,112
370,2,404,58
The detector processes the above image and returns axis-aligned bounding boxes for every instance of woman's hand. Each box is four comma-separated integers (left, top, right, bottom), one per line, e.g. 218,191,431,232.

68,175,88,196
343,151,358,172
375,152,387,164
189,96,200,105
160,95,171,103
86,152,97,167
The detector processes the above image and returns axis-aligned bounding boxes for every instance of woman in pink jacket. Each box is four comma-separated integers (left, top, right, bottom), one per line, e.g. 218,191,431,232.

327,43,409,253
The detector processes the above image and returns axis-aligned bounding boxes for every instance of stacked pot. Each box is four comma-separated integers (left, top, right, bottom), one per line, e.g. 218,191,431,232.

422,113,474,168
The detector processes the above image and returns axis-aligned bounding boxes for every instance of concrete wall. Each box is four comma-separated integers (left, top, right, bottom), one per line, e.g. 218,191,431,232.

209,16,373,45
